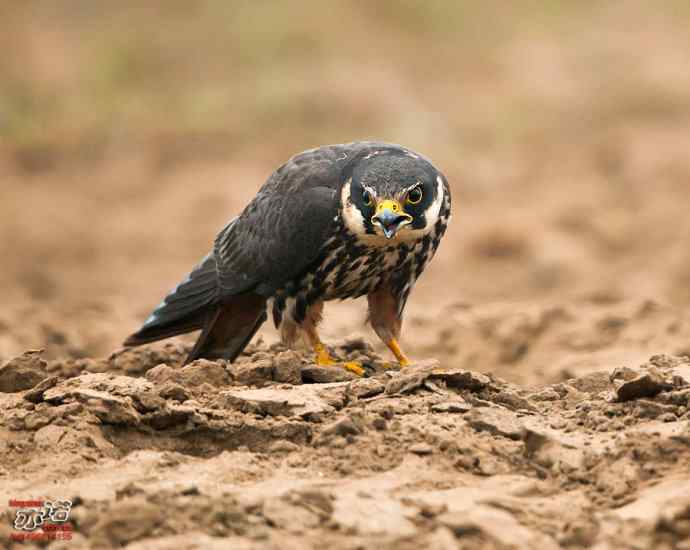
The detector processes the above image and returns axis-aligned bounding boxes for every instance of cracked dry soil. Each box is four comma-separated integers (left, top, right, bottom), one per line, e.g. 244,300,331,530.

2,338,690,550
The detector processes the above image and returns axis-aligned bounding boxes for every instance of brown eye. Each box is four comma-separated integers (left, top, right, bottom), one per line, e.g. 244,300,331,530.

406,187,423,205
362,190,373,206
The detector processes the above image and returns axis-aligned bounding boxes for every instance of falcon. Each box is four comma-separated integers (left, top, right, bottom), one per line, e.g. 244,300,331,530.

125,141,451,375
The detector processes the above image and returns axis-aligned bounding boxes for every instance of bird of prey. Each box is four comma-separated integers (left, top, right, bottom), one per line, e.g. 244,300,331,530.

125,141,451,375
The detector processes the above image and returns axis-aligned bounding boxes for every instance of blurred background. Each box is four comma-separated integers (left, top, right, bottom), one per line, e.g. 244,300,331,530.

2,1,690,383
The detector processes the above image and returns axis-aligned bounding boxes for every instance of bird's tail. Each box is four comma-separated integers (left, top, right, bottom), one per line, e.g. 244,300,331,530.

124,252,267,364
124,252,220,348
185,292,267,364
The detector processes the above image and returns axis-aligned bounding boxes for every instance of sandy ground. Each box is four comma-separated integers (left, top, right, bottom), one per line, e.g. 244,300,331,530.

2,342,690,549
3,1,690,549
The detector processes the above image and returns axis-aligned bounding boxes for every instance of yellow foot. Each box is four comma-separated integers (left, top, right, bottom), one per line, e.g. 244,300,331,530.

341,361,366,377
315,343,337,366
314,343,368,377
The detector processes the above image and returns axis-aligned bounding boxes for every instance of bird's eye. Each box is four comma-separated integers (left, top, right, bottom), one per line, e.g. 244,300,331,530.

362,190,373,206
406,187,423,205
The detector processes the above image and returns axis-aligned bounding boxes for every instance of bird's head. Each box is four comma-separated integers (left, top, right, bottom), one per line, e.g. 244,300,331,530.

341,149,448,242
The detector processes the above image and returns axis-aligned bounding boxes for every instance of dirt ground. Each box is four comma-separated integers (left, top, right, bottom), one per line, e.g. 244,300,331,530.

2,2,690,549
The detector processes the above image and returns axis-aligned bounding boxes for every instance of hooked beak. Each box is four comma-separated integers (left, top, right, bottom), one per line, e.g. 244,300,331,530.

371,199,413,239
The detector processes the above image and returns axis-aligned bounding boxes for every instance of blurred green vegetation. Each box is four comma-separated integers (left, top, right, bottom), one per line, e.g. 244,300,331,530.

1,1,689,162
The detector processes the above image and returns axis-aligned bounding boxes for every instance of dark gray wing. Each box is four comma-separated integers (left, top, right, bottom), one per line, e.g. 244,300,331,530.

125,141,419,345
213,145,345,297
213,141,425,297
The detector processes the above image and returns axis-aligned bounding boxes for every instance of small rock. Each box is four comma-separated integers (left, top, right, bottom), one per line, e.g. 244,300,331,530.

549,418,567,430
385,368,429,395
52,401,84,418
262,496,322,533
528,388,561,402
424,380,449,395
179,359,230,387
157,382,190,402
372,417,387,430
464,407,524,440
33,424,68,447
329,436,348,448
6,410,26,431
83,358,111,373
145,364,176,384
232,359,274,386
23,375,60,403
0,350,47,393
273,351,303,384
649,354,685,370
409,443,433,455
110,344,186,376
610,366,640,383
216,386,334,418
269,440,300,453
431,367,491,391
493,390,537,411
316,385,349,409
145,403,197,430
669,363,690,387
658,412,678,423
431,400,472,413
385,361,491,394
635,399,677,419
349,378,385,399
24,412,52,430
44,385,141,425
322,416,361,437
523,425,584,471
86,392,142,425
301,365,358,383
132,391,166,412
614,368,673,402
568,371,612,395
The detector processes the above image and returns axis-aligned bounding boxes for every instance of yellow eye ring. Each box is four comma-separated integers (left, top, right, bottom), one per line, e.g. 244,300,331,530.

406,187,423,205
362,190,373,206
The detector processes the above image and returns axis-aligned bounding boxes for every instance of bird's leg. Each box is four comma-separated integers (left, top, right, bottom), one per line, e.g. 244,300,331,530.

368,287,411,368
302,302,366,377
385,337,411,367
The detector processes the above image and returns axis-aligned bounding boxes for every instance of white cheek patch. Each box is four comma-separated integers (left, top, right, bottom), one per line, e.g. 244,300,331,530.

397,175,445,240
340,178,368,236
426,175,445,226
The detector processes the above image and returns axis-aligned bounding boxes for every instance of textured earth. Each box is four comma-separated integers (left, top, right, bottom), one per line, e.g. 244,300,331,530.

3,2,690,548
2,319,690,549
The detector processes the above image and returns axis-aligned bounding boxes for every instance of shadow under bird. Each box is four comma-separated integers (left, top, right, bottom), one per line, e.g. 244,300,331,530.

124,141,452,375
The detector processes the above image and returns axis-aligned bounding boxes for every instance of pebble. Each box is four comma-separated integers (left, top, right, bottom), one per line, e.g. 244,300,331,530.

268,440,300,453
322,416,361,437
409,443,433,456
431,401,472,413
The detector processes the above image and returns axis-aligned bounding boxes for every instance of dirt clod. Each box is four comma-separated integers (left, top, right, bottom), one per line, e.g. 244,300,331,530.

614,368,674,402
0,350,47,392
3,346,690,549
464,406,525,440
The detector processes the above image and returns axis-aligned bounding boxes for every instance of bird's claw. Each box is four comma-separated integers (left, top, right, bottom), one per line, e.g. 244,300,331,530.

341,361,375,378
